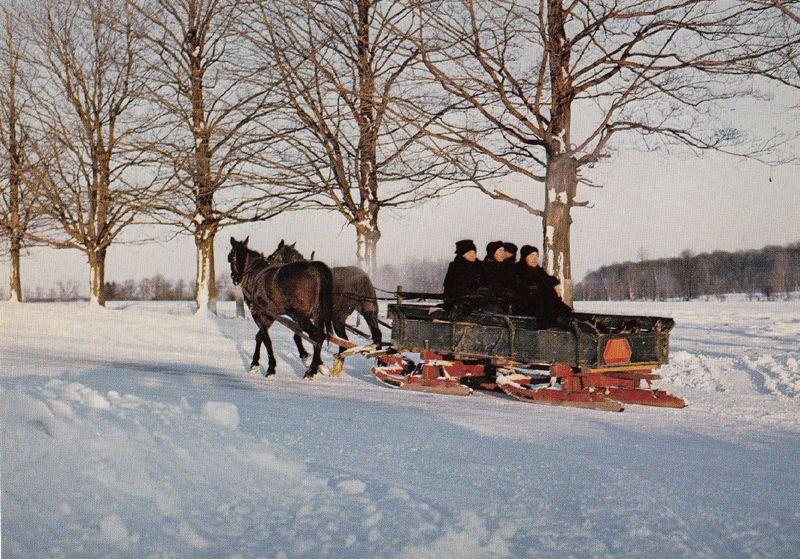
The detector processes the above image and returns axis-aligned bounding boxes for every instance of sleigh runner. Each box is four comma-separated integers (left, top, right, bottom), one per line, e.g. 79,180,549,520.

368,302,686,412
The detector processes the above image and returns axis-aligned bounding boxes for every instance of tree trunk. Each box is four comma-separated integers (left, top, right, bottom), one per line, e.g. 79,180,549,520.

356,228,367,272
186,21,217,315
541,1,577,306
355,218,380,277
366,236,378,277
194,225,217,314
8,161,22,302
355,0,380,280
7,55,22,303
9,234,22,302
542,152,577,306
88,247,107,306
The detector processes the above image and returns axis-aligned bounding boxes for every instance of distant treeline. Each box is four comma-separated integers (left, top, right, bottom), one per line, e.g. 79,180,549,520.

17,265,447,303
16,244,798,303
22,274,239,303
372,258,450,295
575,244,800,301
105,274,239,302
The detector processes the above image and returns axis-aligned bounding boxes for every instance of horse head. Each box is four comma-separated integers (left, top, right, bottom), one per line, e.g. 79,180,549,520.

265,239,305,266
228,236,251,285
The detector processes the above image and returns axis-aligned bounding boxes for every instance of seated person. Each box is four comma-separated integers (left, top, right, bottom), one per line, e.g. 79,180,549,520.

514,245,572,327
443,239,482,313
479,241,514,313
503,242,518,265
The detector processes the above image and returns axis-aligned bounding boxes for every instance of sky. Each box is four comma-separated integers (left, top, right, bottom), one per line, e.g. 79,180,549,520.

2,89,799,297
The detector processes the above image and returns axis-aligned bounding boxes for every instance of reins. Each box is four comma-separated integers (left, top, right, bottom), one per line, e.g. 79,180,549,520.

264,248,443,304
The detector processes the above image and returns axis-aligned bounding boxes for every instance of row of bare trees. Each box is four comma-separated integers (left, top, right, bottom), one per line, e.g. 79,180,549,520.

575,243,800,301
2,0,799,311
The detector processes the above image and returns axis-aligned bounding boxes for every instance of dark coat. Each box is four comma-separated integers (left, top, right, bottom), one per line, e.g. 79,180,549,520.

443,255,482,309
513,262,571,326
476,257,515,312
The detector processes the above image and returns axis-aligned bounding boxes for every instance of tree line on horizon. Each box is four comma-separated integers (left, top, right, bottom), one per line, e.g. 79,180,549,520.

574,243,800,301
7,242,797,303
10,272,234,303
1,1,798,313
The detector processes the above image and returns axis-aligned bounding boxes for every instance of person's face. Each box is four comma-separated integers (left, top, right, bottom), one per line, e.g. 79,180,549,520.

493,247,506,261
526,252,539,267
462,250,477,262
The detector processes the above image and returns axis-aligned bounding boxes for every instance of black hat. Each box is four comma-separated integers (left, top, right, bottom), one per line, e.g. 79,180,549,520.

503,242,518,256
455,239,477,256
485,240,503,260
520,245,539,260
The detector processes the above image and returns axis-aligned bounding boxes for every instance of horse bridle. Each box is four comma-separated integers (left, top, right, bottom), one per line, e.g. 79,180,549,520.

232,250,283,286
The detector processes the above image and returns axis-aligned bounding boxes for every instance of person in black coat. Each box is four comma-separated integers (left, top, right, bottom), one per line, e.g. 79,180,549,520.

443,239,482,313
503,242,518,265
479,241,514,312
514,245,572,327
502,241,518,294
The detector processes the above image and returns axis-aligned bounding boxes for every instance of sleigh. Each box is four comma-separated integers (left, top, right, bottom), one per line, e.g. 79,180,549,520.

369,301,686,412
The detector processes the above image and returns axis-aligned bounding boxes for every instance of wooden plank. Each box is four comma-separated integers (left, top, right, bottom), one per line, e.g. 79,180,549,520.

273,315,357,351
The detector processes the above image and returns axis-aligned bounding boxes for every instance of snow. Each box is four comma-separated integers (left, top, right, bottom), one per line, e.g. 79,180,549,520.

337,479,367,495
202,401,240,429
2,300,799,557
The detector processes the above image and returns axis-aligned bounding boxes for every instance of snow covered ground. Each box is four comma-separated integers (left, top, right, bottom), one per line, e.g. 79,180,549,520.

2,300,799,558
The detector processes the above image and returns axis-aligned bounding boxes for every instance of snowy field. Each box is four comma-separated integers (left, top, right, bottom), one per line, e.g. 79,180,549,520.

2,300,799,558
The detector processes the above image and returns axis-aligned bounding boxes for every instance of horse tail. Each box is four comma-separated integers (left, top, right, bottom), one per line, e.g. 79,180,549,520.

319,264,334,336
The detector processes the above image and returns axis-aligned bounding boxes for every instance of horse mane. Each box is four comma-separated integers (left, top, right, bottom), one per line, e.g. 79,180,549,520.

243,245,267,261
267,243,305,263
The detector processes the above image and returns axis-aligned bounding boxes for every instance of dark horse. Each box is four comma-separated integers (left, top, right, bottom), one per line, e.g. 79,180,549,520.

228,237,334,378
265,240,383,356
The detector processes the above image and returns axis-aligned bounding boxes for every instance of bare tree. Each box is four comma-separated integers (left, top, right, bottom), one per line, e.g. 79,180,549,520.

21,0,160,306
403,0,790,305
248,0,464,275
0,5,48,303
126,0,302,314
744,3,800,100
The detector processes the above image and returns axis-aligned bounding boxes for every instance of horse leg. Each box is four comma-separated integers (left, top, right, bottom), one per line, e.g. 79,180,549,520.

302,319,326,379
293,333,311,366
333,321,349,354
362,309,383,349
250,330,263,373
260,327,278,377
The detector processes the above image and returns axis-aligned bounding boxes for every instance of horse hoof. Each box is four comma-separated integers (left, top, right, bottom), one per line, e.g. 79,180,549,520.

302,355,312,367
250,364,260,374
303,371,316,380
264,369,276,378
317,363,331,376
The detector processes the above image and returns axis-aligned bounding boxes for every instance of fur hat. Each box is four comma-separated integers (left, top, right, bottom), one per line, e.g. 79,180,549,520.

455,239,477,256
503,242,518,256
485,240,504,260
520,245,539,260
